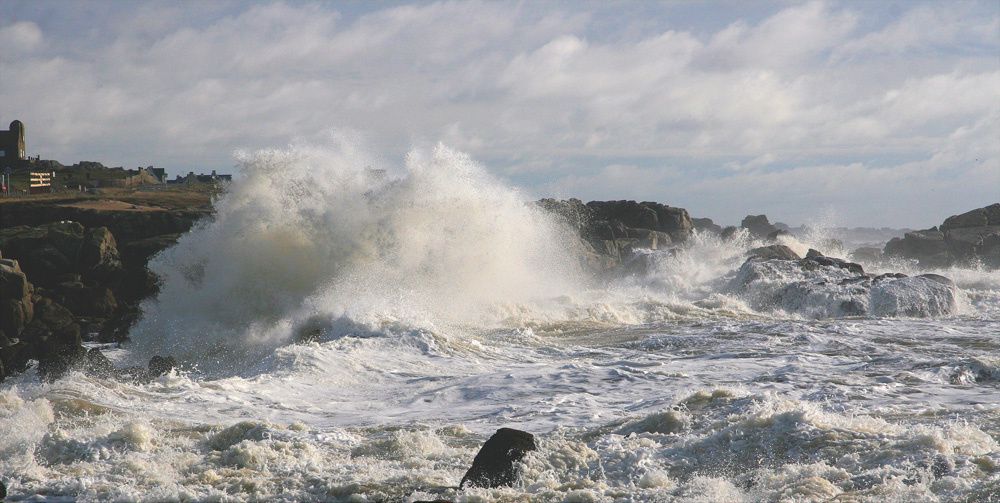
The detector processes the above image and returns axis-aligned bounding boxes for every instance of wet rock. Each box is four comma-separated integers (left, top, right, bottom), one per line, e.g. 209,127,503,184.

805,255,864,275
1,479,6,499
741,214,779,240
84,348,115,378
148,355,177,377
460,428,536,489
732,257,955,318
870,275,958,317
586,200,693,242
692,217,722,234
20,298,85,381
79,227,122,280
52,282,117,318
849,247,882,263
720,226,740,240
805,249,824,259
0,257,34,339
766,229,791,241
748,244,801,261
941,203,1000,230
884,203,1000,268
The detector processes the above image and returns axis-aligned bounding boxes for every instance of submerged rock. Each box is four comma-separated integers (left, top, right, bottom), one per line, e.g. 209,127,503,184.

460,428,536,489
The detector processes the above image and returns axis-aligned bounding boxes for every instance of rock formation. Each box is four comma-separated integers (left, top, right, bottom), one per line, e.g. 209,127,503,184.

538,198,692,271
884,203,1000,268
460,428,536,489
731,249,957,318
741,214,781,240
0,201,206,383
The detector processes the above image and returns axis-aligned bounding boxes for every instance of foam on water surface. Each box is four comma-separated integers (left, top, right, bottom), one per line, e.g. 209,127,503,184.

2,142,998,501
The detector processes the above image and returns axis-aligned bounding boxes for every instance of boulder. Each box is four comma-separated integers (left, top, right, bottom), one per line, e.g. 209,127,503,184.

804,255,864,275
870,275,958,317
586,200,693,242
884,203,1000,268
741,214,779,240
849,247,883,263
21,298,85,381
805,249,824,259
53,282,118,318
884,228,950,267
692,217,722,234
943,226,1000,263
941,203,1000,230
79,227,122,280
460,428,536,489
766,229,791,241
0,258,34,339
84,348,116,378
148,355,178,377
731,258,956,319
748,244,801,261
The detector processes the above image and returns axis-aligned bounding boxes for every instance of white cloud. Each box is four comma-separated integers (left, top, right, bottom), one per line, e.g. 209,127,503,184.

0,0,997,226
0,21,42,54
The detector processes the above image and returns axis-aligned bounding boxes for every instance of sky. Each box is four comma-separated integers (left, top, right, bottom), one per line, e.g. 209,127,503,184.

1,0,998,227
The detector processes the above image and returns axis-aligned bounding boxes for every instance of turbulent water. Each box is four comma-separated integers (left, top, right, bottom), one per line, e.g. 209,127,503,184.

2,143,999,502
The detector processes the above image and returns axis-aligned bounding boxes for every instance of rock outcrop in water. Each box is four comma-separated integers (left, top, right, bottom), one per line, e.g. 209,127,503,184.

884,203,1000,268
460,428,536,489
741,214,781,240
538,198,692,270
732,250,958,318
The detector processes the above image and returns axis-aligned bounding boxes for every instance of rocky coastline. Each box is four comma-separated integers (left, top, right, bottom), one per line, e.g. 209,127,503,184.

1,193,997,385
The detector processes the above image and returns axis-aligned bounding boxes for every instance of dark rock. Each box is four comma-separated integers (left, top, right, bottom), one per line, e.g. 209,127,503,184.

805,255,864,275
84,348,115,378
766,229,791,241
0,258,34,339
20,298,85,381
52,282,117,318
805,249,824,259
79,226,122,280
748,244,801,261
873,273,907,283
692,217,722,234
884,228,950,267
720,226,740,240
586,200,693,242
1,479,6,499
741,215,779,240
849,247,882,263
460,428,536,489
918,273,955,287
941,203,1000,230
148,355,177,377
118,233,181,267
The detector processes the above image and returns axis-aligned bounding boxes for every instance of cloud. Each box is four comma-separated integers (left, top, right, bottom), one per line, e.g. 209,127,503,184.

0,0,997,226
0,21,42,53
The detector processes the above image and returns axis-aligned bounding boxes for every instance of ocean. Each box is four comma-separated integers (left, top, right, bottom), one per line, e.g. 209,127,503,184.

2,144,998,502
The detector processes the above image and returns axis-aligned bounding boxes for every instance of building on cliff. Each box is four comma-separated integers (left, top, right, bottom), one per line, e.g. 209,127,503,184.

1,120,27,165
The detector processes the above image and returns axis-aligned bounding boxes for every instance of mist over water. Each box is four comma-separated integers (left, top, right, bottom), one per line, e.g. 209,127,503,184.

2,142,998,501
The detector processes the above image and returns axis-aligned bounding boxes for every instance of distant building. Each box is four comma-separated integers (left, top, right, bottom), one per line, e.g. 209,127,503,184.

0,120,26,163
168,169,232,184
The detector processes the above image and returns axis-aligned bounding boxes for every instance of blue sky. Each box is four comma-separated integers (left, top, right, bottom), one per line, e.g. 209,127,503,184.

2,0,997,226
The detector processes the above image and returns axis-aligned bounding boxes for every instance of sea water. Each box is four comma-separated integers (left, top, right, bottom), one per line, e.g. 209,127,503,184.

1,142,998,502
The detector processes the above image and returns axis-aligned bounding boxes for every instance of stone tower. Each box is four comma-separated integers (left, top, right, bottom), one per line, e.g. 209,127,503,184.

1,120,26,162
